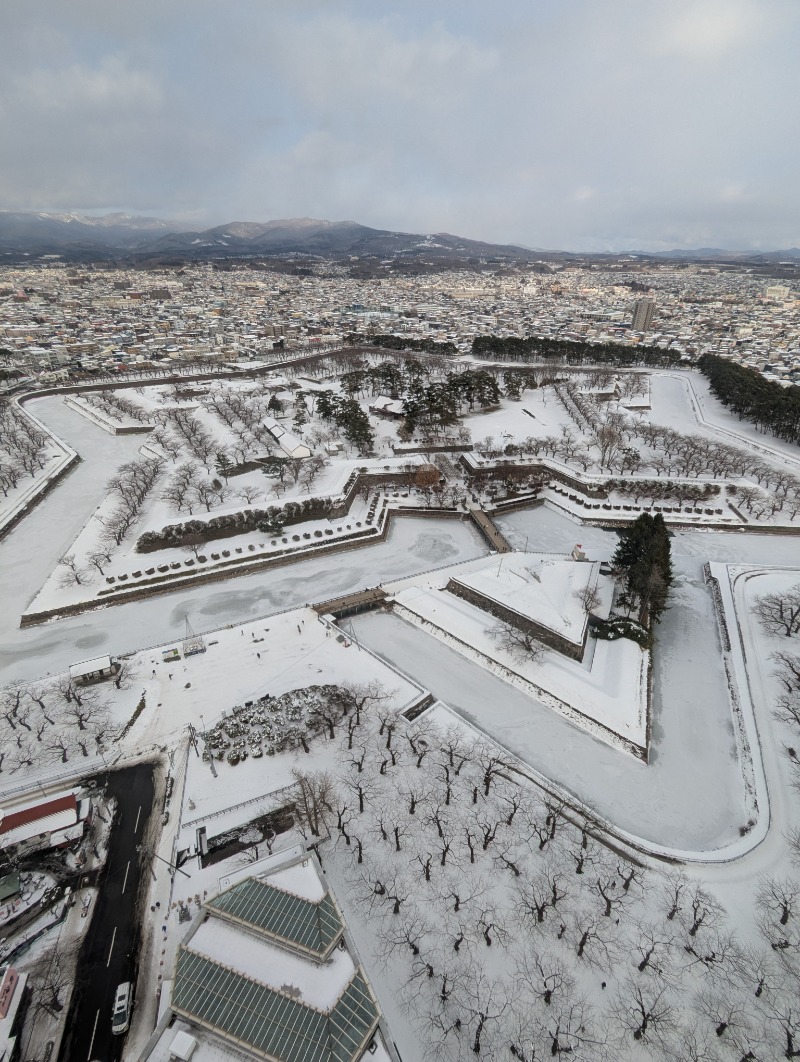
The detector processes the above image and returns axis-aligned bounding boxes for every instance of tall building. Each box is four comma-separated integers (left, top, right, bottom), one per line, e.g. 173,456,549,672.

631,298,655,332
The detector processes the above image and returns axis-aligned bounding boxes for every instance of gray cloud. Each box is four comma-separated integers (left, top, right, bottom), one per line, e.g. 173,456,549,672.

1,0,797,250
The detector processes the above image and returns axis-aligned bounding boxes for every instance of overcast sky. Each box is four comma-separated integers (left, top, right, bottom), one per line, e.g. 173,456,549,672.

2,0,798,251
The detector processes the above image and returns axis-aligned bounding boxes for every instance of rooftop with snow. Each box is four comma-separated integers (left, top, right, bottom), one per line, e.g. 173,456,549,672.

140,854,388,1062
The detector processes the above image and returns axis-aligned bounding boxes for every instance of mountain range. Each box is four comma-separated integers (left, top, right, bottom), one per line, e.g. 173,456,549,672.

0,212,537,262
0,211,798,264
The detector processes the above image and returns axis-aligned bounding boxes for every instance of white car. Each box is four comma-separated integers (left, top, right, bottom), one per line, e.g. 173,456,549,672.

111,981,132,1036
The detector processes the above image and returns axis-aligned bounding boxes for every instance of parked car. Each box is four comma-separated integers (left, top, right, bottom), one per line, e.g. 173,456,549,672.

111,982,133,1036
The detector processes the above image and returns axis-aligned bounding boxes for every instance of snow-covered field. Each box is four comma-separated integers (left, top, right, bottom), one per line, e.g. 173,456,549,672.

4,365,800,1062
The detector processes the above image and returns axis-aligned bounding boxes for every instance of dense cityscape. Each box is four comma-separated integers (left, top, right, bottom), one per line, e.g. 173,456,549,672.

1,257,798,388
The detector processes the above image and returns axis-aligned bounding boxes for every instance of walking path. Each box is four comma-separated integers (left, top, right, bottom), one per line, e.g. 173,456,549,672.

466,505,513,552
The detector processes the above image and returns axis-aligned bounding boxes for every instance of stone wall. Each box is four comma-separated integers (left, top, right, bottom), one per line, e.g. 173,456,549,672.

445,577,586,661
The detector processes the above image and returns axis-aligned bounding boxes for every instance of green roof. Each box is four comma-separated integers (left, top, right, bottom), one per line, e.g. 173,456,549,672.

0,872,20,903
208,878,343,958
172,948,379,1062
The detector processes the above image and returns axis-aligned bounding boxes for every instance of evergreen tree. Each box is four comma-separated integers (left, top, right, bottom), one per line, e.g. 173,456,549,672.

612,513,672,625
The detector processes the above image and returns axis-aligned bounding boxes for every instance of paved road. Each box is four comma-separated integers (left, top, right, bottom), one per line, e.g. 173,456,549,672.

59,764,155,1062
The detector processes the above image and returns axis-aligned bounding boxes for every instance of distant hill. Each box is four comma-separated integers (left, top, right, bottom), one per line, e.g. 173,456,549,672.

0,212,537,262
1,211,798,264
637,246,800,262
0,211,197,254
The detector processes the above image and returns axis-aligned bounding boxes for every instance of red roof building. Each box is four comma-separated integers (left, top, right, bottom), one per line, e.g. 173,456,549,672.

0,791,87,852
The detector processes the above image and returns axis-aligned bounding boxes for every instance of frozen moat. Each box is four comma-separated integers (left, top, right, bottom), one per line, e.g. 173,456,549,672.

1,397,795,854
0,397,487,686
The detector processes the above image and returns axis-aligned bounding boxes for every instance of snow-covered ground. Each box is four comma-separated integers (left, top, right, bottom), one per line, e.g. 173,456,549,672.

0,398,78,533
448,551,599,646
348,602,747,852
391,586,646,753
380,550,645,754
0,394,486,686
652,371,800,471
4,367,800,1062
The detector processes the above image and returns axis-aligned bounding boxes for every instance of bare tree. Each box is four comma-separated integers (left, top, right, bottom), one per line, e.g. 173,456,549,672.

27,940,79,1018
678,884,726,941
610,975,676,1050
45,731,75,764
183,540,208,562
753,584,800,637
291,768,335,838
773,651,800,694
193,479,219,512
756,875,800,961
773,651,800,729
515,855,570,928
475,744,517,797
573,583,602,614
567,903,620,970
488,622,546,663
515,947,575,1010
543,998,606,1060
694,984,757,1047
659,870,691,924
379,910,434,968
58,553,89,587
86,544,116,576
236,484,263,505
630,922,678,981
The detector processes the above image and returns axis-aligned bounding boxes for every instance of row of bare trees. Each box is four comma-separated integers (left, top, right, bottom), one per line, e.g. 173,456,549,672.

159,460,231,514
82,390,150,425
286,696,800,1060
57,456,164,586
0,398,52,498
202,386,283,464
155,407,221,470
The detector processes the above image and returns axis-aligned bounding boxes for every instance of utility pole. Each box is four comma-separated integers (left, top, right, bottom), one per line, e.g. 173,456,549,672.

199,715,217,778
137,842,190,879
187,723,200,758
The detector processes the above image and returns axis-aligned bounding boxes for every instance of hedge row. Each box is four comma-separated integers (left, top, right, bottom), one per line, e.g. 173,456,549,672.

136,496,337,552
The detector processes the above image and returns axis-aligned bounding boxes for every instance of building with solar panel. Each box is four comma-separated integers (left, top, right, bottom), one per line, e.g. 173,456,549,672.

138,854,398,1062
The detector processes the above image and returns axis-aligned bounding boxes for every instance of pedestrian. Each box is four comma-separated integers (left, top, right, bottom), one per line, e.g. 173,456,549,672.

152,669,156,676
257,652,261,659
168,673,173,680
